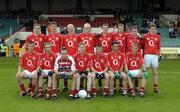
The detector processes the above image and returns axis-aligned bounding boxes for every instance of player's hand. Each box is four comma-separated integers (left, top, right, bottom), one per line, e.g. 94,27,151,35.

16,72,21,77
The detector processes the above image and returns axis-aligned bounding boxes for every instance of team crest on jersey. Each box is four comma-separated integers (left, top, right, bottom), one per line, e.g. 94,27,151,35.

147,38,150,40
73,38,76,41
137,57,139,60
50,57,53,60
56,37,59,41
108,37,110,40
43,58,45,61
90,37,92,40
155,38,157,41
33,57,35,60
26,57,28,60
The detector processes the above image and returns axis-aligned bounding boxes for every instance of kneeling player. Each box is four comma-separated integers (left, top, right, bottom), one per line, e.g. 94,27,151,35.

91,45,110,97
108,42,128,97
52,48,77,100
16,41,40,97
125,42,148,97
74,42,92,99
36,42,56,99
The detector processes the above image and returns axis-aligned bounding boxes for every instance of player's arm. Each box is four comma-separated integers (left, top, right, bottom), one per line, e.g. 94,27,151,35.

69,56,77,75
102,67,108,74
54,56,60,75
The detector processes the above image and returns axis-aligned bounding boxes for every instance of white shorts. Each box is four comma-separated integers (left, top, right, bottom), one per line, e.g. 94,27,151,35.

21,70,36,79
144,54,159,68
41,69,52,77
129,69,141,77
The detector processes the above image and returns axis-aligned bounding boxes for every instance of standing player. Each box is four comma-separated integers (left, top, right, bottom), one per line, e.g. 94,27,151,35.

125,42,148,97
63,24,79,55
143,24,161,93
112,23,127,53
36,42,56,99
79,23,96,55
52,48,77,100
74,42,91,99
91,45,110,97
108,42,128,97
23,23,46,53
16,41,40,97
46,22,63,55
126,26,142,54
96,23,113,55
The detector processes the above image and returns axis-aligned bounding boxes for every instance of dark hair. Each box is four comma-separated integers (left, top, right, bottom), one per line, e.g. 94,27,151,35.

51,21,58,26
28,41,34,45
148,24,156,29
102,23,109,27
33,23,41,28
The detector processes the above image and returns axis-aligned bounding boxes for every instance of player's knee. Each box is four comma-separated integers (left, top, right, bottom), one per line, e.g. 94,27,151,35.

105,73,109,79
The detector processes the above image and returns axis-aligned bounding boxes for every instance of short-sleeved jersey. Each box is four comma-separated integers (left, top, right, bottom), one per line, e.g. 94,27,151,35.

19,52,40,72
63,34,79,56
46,33,63,54
24,33,46,53
40,53,56,70
126,34,142,53
126,52,144,70
54,55,76,72
74,53,90,71
112,33,127,53
78,33,96,54
96,33,112,54
107,51,125,72
90,53,109,72
143,33,160,55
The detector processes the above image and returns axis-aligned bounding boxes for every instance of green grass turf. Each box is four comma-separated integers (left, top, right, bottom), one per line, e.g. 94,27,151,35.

0,57,180,112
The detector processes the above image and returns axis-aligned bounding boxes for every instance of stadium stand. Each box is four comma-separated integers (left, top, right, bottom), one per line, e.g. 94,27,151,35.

0,19,21,39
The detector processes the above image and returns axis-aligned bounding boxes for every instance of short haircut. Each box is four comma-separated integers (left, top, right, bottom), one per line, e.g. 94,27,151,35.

130,25,138,30
28,41,34,45
33,23,41,28
44,42,51,47
61,47,67,52
102,23,109,27
96,44,102,48
118,23,124,27
148,24,156,29
78,42,86,47
51,21,58,26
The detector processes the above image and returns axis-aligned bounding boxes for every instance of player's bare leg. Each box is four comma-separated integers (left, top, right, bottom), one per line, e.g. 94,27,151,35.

30,73,38,97
36,75,44,98
51,73,58,99
69,73,78,100
121,72,128,96
103,73,109,96
91,72,97,97
16,72,28,96
139,71,148,97
86,73,92,98
127,76,135,97
109,71,114,96
152,68,159,93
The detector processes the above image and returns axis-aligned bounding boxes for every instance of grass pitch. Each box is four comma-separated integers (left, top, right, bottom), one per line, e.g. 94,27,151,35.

0,57,180,112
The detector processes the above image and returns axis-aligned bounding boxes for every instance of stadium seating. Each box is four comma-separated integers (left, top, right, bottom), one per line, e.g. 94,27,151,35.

0,19,21,39
40,17,115,27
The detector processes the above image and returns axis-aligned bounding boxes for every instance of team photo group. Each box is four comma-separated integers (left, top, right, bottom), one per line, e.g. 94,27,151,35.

16,21,160,100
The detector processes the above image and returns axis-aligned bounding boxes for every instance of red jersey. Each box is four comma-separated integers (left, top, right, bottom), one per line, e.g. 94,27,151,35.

90,53,109,72
79,33,96,54
97,33,112,54
54,55,76,72
74,53,90,71
24,33,46,53
19,52,40,72
143,33,160,55
107,51,125,72
63,34,79,56
126,52,144,70
40,53,56,70
112,33,127,53
46,33,63,54
126,34,142,53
